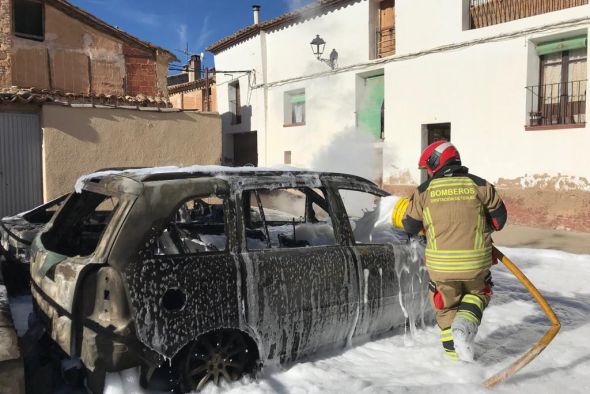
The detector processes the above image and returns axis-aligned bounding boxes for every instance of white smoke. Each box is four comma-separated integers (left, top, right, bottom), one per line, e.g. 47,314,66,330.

310,128,406,235
285,0,312,12
310,127,381,181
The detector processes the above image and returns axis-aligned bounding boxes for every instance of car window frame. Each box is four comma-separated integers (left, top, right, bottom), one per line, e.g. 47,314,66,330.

240,185,339,252
145,192,231,257
39,190,123,259
335,186,393,247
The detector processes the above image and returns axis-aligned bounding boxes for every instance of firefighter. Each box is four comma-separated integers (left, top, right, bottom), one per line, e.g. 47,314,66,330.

391,140,507,362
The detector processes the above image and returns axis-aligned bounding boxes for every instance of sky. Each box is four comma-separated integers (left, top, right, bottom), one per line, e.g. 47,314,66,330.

68,0,315,71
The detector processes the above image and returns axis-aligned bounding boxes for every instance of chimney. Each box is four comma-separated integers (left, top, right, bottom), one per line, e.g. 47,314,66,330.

188,54,202,82
252,5,260,25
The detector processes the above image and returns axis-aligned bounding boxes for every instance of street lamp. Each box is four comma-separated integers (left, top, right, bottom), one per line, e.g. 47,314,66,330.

310,35,326,59
310,35,337,70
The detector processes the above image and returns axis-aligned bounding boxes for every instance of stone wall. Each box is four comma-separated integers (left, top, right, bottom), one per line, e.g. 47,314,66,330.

0,267,25,394
0,0,13,88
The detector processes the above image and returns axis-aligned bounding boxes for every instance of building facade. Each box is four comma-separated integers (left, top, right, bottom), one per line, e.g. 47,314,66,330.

0,0,222,218
0,0,175,99
208,0,590,231
168,54,217,112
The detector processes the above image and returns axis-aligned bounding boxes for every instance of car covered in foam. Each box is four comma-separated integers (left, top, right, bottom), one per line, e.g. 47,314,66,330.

29,166,431,392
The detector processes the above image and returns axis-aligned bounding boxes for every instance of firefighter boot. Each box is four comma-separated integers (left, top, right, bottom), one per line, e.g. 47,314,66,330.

451,316,478,362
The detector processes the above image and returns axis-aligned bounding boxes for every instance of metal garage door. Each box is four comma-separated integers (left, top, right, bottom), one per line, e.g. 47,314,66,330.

0,113,42,218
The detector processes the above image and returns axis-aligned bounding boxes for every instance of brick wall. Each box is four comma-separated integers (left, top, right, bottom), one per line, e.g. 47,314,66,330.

0,0,13,88
2,2,168,99
124,45,157,97
169,83,217,111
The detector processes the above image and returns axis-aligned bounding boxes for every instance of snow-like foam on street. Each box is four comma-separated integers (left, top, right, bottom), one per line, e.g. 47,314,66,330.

97,247,590,393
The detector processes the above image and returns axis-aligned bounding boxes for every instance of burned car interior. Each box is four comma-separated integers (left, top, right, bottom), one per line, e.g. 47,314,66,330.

41,191,119,258
243,187,337,250
154,196,228,255
19,194,69,225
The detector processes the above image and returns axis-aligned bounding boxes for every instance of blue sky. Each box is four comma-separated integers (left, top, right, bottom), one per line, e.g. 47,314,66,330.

69,0,315,70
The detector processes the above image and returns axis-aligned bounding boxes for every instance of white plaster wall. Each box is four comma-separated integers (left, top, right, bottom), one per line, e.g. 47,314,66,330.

212,0,590,183
265,1,371,82
395,0,590,55
213,35,266,162
265,72,358,167
385,24,590,185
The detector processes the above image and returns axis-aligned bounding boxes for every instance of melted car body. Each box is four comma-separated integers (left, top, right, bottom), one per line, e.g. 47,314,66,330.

29,167,431,392
0,195,69,294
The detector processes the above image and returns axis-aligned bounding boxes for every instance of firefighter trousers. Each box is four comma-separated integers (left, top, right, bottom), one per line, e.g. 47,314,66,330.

428,270,493,359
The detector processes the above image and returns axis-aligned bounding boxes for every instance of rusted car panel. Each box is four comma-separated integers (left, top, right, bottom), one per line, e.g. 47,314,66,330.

0,195,68,295
28,167,431,392
30,177,142,358
0,194,68,258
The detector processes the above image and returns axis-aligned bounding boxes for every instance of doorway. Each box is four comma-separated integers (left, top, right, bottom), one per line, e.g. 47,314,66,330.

426,122,451,145
233,132,258,167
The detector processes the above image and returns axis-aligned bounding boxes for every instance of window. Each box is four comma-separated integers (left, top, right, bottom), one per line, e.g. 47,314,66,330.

376,0,395,58
527,36,587,128
339,189,407,244
243,188,336,250
41,191,119,257
13,0,44,40
22,194,68,224
229,81,241,124
284,90,305,126
152,195,227,255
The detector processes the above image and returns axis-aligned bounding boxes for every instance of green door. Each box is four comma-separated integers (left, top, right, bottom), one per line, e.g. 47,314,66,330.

358,75,384,140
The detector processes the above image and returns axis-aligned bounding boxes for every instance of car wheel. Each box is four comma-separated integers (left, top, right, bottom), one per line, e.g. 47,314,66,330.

182,330,252,392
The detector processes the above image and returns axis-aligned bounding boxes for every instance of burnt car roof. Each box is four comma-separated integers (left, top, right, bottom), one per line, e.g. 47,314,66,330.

75,165,381,191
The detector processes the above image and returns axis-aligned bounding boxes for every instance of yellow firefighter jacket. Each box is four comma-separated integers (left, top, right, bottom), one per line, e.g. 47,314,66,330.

402,165,507,281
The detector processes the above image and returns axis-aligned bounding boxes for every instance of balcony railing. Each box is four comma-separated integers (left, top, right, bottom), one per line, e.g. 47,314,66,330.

470,0,588,29
376,27,396,58
526,80,587,127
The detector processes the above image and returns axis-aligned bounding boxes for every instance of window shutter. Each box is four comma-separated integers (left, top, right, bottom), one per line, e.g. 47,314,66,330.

290,94,305,104
536,36,587,56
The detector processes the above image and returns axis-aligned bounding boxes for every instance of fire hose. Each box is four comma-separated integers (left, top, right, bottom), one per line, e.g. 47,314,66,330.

483,246,561,388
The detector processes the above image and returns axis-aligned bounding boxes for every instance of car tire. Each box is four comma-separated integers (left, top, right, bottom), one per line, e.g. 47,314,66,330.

180,329,254,392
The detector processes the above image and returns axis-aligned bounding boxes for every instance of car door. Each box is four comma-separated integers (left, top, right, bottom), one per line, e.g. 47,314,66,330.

329,179,427,339
236,182,359,362
120,179,242,359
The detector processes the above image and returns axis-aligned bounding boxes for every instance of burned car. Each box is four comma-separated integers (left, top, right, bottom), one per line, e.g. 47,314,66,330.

1,194,68,294
29,167,431,392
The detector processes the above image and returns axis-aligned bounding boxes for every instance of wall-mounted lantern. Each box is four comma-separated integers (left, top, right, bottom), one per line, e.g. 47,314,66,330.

310,35,338,70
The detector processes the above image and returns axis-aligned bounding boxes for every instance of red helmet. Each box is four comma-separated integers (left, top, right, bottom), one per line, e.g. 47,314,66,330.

419,140,461,176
